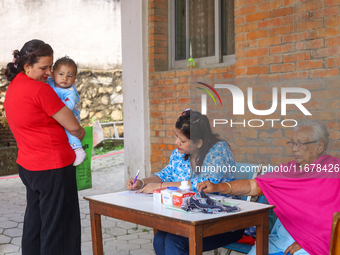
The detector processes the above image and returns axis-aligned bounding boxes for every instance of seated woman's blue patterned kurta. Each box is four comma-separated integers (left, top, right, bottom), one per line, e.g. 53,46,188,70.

154,141,236,194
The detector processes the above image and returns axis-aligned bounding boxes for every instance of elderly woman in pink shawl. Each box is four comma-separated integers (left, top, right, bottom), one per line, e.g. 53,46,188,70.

198,120,340,255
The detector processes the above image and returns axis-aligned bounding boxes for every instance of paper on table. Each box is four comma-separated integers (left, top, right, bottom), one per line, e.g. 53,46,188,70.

118,190,153,197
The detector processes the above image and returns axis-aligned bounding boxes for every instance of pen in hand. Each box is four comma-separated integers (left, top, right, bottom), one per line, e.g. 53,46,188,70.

131,169,140,190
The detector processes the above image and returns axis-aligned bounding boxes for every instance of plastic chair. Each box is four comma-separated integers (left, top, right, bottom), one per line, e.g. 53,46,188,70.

223,163,265,255
330,212,340,255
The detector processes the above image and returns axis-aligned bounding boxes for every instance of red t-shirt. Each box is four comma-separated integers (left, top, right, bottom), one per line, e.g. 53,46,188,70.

4,73,75,170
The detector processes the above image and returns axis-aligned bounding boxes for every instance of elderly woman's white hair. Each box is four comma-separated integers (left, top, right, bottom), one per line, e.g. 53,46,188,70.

294,120,329,154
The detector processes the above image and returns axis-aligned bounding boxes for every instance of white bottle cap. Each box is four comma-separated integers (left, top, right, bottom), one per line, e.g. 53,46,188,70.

179,180,191,191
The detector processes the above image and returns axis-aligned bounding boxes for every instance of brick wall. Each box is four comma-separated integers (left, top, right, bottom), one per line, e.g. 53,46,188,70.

148,0,340,173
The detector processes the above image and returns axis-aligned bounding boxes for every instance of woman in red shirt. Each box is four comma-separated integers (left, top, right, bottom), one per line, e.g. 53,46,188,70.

4,39,85,255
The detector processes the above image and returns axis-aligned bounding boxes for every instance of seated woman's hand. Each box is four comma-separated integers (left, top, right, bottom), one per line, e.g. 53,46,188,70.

197,180,218,193
137,183,161,194
126,179,143,190
285,241,302,255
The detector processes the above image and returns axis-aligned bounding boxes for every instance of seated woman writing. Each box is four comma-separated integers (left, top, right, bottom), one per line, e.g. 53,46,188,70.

198,120,340,255
126,109,244,254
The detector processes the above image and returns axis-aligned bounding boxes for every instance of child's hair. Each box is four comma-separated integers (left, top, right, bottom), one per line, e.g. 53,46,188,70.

5,39,53,81
53,56,78,74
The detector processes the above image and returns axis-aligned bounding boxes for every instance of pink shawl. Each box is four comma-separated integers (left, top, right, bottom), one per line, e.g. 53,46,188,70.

256,155,340,255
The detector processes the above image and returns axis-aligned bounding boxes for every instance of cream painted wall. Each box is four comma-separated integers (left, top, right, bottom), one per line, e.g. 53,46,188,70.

121,0,150,181
0,0,121,70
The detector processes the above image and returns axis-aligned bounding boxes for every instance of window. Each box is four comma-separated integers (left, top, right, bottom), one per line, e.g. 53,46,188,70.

170,0,235,69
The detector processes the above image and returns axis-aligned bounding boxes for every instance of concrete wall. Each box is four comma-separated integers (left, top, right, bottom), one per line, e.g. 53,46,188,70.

0,0,121,70
121,0,150,181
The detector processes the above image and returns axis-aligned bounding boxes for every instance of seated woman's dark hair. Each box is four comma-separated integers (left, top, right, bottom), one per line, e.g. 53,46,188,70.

5,39,53,81
175,109,225,167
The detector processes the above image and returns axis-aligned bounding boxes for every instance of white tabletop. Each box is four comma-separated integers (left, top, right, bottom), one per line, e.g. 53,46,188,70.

85,191,274,223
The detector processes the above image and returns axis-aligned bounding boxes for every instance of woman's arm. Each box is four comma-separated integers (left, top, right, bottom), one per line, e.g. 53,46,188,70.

197,179,259,196
52,106,85,140
191,141,236,192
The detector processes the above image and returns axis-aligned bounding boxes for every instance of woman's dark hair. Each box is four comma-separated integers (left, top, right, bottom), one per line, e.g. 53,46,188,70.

53,56,78,74
4,39,53,81
175,109,227,168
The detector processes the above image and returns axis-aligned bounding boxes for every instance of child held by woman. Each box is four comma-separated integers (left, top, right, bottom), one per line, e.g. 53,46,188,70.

47,57,86,166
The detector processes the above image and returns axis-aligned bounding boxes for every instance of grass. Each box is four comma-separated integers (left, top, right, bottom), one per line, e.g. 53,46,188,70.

94,140,124,155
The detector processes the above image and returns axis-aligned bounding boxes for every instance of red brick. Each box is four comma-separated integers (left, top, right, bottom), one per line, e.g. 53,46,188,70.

235,16,245,25
258,0,281,11
235,34,245,42
325,0,340,6
310,69,339,78
283,52,310,63
325,16,340,27
258,55,282,65
192,68,209,76
246,47,269,57
295,20,324,32
246,11,269,22
235,22,258,33
270,44,295,54
296,39,324,50
314,89,340,99
296,60,323,70
310,6,339,19
209,67,229,74
295,0,323,13
258,36,281,47
235,50,246,58
283,0,309,6
283,71,309,79
282,32,308,43
259,18,281,29
235,58,258,68
235,0,245,7
246,0,267,4
312,47,340,58
257,74,282,83
176,70,191,77
325,56,340,67
309,27,340,39
270,63,295,73
325,36,340,47
246,66,269,75
246,30,268,40
235,68,245,76
235,147,257,155
269,24,294,36
179,77,187,83
269,7,293,18
235,5,257,16
282,13,309,25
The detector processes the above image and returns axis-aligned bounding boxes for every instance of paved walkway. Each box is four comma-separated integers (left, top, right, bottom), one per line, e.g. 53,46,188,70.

0,151,239,255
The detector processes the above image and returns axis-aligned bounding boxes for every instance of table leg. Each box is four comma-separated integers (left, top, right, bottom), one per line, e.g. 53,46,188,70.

256,211,269,255
89,205,104,255
188,225,203,255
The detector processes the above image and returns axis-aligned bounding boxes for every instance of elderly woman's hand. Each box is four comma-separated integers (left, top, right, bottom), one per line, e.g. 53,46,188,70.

285,241,302,255
197,180,219,193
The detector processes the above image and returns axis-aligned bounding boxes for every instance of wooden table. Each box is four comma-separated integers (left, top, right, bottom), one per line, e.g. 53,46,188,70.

84,192,275,255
